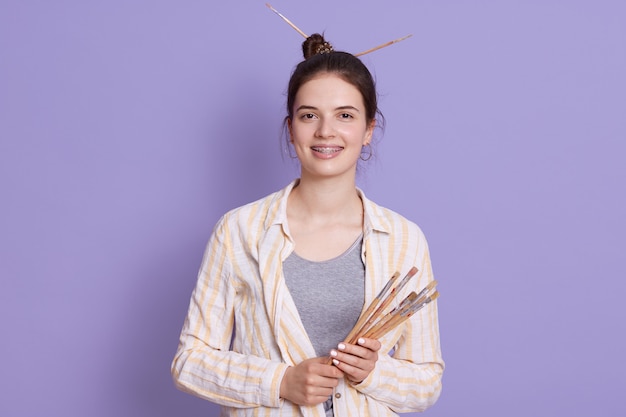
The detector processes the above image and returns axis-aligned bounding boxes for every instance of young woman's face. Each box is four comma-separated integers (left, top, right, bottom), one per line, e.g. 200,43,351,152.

289,73,375,182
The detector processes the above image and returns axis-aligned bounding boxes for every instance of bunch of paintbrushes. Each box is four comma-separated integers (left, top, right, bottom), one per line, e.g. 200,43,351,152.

328,267,438,364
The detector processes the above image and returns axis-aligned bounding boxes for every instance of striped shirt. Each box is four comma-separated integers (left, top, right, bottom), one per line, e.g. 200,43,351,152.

171,180,444,416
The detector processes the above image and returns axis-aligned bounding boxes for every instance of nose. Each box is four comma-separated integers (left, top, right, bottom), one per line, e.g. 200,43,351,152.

315,118,335,139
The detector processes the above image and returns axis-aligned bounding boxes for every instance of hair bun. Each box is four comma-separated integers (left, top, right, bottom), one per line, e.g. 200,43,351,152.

302,33,334,59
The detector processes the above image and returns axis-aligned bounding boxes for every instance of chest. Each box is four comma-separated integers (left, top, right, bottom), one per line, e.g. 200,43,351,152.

282,237,365,356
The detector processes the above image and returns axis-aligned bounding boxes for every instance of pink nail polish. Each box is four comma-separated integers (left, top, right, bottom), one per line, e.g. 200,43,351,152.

338,343,346,350
330,350,337,357
358,338,365,345
332,359,339,366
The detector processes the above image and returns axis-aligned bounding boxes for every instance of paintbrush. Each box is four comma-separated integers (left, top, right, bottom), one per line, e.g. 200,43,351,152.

347,267,418,344
364,290,439,339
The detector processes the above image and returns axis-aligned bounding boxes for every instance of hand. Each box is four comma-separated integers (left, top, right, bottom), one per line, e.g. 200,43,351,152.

279,357,344,406
329,337,381,384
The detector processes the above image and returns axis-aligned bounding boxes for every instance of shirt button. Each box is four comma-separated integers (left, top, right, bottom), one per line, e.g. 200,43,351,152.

335,393,342,399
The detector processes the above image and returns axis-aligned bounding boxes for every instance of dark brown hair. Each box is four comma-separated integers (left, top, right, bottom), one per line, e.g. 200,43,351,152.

286,33,382,126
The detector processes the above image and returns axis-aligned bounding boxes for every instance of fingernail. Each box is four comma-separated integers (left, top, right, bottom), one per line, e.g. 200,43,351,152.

338,343,346,350
332,359,339,366
330,350,337,357
358,338,365,345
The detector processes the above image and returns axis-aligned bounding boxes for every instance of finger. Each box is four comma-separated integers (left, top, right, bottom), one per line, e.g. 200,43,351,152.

281,360,344,406
330,348,374,370
308,370,342,389
329,340,379,381
356,337,382,352
299,390,334,407
331,357,368,384
310,359,345,379
335,340,378,361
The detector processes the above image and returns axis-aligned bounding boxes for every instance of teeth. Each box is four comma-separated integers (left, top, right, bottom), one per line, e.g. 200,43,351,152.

312,147,340,154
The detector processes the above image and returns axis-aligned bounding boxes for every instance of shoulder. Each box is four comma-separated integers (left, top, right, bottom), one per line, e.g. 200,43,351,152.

213,182,292,235
361,192,427,243
361,194,434,277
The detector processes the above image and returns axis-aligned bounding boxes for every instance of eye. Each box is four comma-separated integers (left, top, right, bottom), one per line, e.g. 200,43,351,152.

299,113,317,120
339,113,354,119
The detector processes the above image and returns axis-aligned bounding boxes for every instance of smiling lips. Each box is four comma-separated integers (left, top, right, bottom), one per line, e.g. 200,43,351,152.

311,146,343,156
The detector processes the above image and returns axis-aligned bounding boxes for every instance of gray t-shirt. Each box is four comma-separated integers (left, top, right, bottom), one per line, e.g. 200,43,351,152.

283,234,365,356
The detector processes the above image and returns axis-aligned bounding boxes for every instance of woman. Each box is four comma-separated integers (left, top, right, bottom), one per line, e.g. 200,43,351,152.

171,33,444,417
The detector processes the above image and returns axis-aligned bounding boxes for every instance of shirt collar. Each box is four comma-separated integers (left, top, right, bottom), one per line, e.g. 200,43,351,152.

263,179,391,235
263,179,298,231
357,187,391,235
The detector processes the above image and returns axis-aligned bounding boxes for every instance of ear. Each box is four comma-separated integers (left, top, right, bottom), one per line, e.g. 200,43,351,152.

287,118,294,143
363,119,376,146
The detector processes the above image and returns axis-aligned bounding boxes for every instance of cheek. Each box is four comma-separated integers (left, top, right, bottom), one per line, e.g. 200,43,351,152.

341,126,370,143
290,123,313,143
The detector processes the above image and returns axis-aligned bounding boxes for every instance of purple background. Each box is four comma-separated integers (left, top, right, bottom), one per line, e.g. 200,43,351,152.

1,1,625,416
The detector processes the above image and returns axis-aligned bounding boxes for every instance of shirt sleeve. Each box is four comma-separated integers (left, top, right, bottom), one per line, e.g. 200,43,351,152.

171,216,290,409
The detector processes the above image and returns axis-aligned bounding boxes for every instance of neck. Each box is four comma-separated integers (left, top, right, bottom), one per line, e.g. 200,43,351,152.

289,176,362,222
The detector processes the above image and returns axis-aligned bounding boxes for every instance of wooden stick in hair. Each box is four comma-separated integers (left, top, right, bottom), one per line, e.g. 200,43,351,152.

266,3,412,56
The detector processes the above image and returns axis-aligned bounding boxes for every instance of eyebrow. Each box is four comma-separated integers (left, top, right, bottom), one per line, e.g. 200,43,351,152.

295,105,361,113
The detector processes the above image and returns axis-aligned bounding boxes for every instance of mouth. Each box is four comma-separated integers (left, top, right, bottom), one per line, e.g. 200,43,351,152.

311,146,343,154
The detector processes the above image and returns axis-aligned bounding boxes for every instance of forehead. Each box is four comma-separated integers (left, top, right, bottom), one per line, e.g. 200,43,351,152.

294,74,365,108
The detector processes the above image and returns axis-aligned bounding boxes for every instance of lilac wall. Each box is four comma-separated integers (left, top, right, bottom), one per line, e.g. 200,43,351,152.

1,1,625,416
